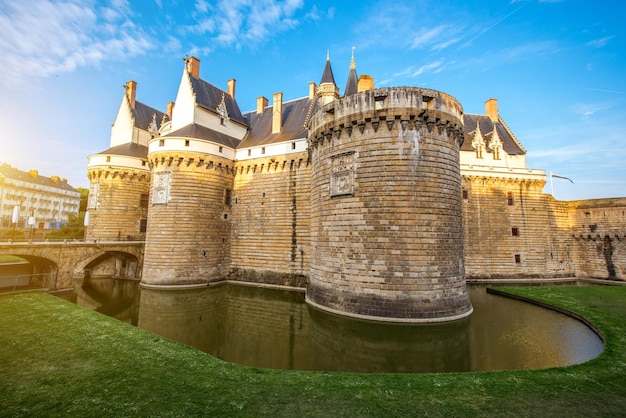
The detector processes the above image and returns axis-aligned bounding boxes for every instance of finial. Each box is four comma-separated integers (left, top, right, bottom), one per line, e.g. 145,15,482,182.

326,49,330,61
350,46,356,70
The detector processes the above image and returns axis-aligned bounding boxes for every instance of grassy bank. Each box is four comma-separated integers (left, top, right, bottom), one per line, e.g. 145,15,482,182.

1,286,625,417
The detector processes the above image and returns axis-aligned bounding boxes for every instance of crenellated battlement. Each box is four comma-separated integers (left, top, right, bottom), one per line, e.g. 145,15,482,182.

308,87,464,151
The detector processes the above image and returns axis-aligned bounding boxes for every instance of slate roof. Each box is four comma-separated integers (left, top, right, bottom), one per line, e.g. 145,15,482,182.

0,164,78,192
240,97,311,148
344,66,358,96
320,58,336,85
165,123,242,149
461,114,526,155
133,101,166,131
189,76,247,125
98,143,148,159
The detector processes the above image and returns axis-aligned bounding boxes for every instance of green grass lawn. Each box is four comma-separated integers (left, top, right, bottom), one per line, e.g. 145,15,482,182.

1,286,625,417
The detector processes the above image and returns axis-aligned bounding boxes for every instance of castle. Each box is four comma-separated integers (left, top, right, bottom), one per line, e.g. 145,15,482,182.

86,54,625,322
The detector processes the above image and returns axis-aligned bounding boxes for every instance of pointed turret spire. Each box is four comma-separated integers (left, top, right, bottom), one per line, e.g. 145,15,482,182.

320,50,336,85
344,47,358,96
319,51,340,105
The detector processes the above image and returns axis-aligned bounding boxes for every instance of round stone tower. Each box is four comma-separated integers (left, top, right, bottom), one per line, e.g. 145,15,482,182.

307,87,472,322
86,146,151,241
141,138,235,286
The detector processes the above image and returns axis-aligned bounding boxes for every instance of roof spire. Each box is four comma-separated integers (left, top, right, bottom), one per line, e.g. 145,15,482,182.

350,46,356,70
320,50,336,85
344,47,358,96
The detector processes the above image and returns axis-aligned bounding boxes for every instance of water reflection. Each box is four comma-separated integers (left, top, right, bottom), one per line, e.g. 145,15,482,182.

68,279,604,373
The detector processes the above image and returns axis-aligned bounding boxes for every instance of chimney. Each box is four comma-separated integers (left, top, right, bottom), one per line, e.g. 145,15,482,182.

272,92,283,134
187,56,200,78
51,176,59,183
357,75,374,92
28,170,38,179
257,96,268,114
127,80,137,109
309,82,317,99
227,78,236,99
167,101,175,120
485,98,498,121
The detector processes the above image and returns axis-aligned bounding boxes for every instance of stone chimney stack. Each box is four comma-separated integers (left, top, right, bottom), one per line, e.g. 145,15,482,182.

257,96,268,114
227,78,236,99
187,56,200,78
309,82,317,99
167,101,175,120
127,80,137,109
272,92,283,134
28,170,38,179
357,75,374,92
485,98,498,121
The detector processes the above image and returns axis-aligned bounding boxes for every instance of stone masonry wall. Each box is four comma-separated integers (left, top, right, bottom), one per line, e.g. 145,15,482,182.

568,198,626,279
229,152,311,287
142,152,235,285
307,87,472,321
86,168,150,241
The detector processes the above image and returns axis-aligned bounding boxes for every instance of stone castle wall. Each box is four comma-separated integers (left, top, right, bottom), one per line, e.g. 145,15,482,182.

141,151,235,286
307,87,472,321
86,168,150,241
568,198,626,279
229,152,311,287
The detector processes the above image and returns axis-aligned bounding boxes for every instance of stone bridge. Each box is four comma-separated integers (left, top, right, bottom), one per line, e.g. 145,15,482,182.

0,241,144,289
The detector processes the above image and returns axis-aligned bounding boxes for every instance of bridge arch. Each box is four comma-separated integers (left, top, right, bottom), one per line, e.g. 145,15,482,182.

0,252,58,289
76,251,141,279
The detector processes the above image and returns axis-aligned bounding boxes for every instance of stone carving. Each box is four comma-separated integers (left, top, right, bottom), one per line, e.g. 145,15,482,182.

330,152,355,197
152,171,171,204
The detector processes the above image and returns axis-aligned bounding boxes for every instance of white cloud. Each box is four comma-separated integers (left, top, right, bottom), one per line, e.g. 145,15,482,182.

0,0,154,87
187,0,304,48
587,36,615,48
411,60,444,77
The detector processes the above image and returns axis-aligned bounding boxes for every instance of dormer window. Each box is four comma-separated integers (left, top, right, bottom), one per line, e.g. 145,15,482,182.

217,93,229,126
471,120,485,159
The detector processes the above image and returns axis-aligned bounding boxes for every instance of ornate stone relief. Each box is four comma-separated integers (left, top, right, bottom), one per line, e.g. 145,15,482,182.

330,152,355,197
152,171,171,204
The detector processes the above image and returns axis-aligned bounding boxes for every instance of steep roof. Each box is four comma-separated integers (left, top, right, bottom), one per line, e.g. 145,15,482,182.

0,164,78,192
320,56,336,85
189,76,246,125
98,143,148,159
240,97,311,147
344,52,358,96
132,101,166,131
165,123,241,149
461,114,526,155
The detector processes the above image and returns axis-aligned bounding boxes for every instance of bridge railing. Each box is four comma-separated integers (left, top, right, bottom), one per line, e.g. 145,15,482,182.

1,238,145,245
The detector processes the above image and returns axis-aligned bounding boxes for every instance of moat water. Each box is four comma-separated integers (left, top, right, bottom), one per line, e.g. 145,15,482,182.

63,277,603,373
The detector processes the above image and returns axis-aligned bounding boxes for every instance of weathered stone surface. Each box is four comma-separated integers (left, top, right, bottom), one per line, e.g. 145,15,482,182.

307,87,472,321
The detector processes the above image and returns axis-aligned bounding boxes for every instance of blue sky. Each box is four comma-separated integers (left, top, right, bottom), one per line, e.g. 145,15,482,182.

0,0,624,200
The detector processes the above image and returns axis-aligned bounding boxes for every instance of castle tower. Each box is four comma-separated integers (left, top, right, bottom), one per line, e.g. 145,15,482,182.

141,57,247,286
86,81,162,241
307,87,472,322
319,52,340,105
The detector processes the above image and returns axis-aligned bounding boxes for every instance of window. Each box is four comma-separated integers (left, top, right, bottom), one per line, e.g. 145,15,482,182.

248,149,252,156
261,147,266,154
514,254,521,264
185,140,190,147
507,192,514,206
159,139,165,147
493,147,501,160
512,227,519,236
139,218,147,233
219,146,223,153
106,156,111,162
462,190,468,200
224,189,232,206
140,194,149,209
476,146,483,159
292,142,296,150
